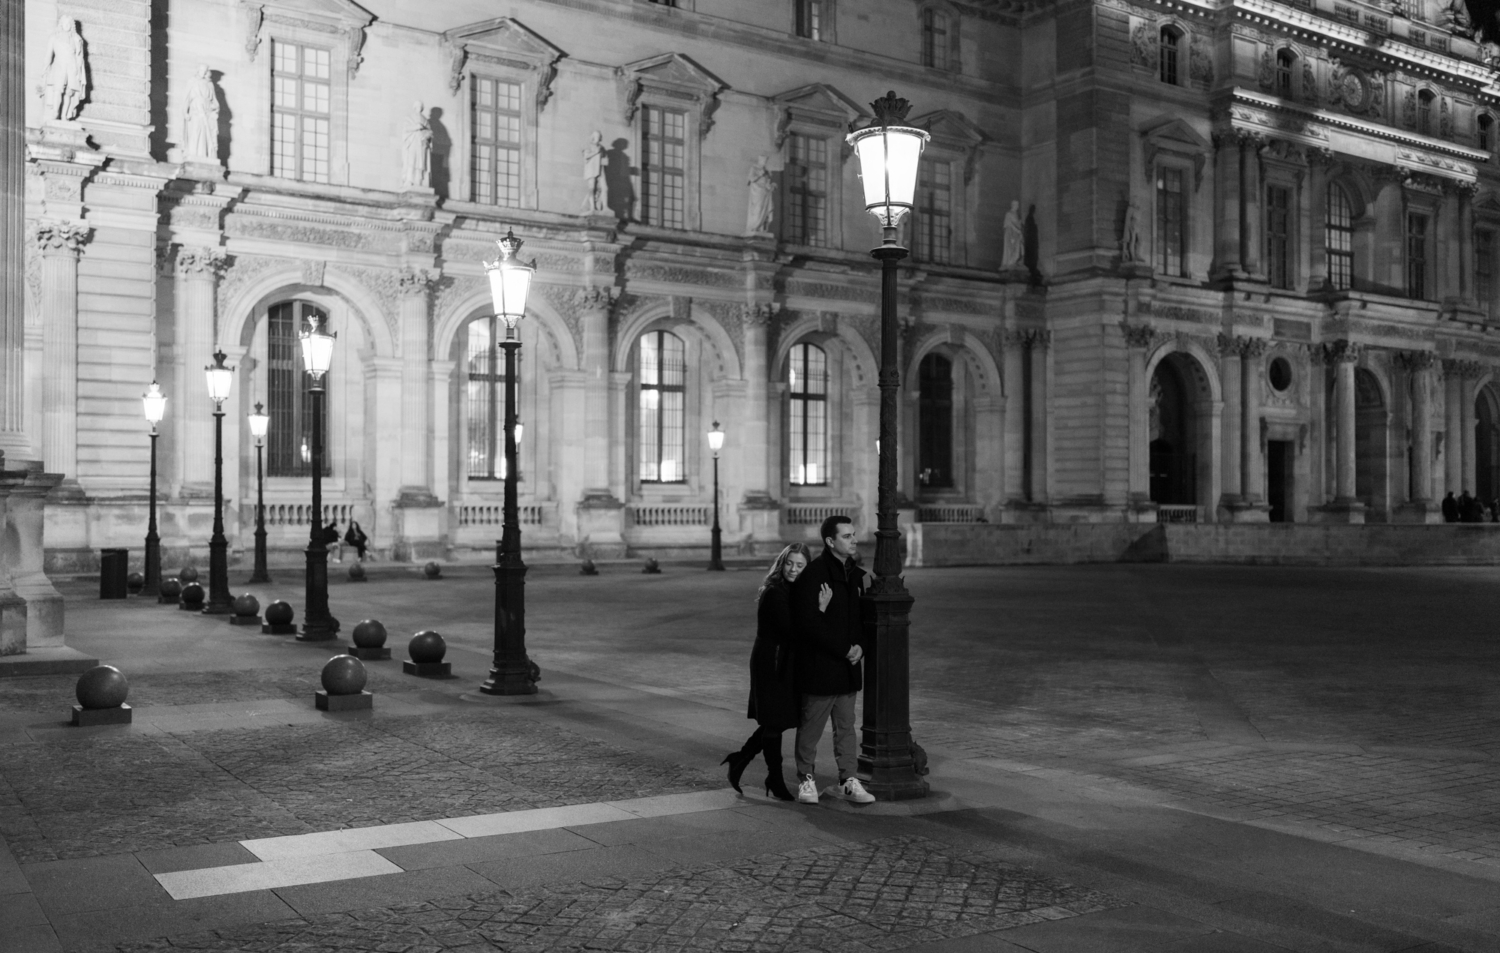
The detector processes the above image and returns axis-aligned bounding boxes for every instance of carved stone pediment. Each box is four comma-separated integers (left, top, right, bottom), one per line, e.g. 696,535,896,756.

909,110,987,183
1141,116,1211,190
442,18,565,109
616,53,727,138
772,83,868,145
240,0,373,78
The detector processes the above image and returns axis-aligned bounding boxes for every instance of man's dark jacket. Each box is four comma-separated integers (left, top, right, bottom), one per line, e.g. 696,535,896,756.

791,547,866,697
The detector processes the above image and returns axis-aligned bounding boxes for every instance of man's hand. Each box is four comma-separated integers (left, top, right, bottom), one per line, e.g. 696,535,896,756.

846,644,863,664
818,583,833,613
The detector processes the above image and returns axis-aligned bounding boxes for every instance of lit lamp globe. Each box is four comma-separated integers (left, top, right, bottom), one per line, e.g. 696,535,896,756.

484,228,535,331
708,421,725,455
300,314,336,380
205,350,234,407
247,403,269,443
142,381,167,428
845,92,930,236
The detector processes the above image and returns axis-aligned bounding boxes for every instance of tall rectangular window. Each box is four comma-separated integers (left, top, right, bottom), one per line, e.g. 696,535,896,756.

1155,167,1186,277
922,9,950,70
639,331,686,483
641,106,687,229
1266,185,1292,290
918,354,954,489
796,0,823,39
266,302,330,477
1407,212,1429,299
465,317,520,481
913,159,952,264
1478,229,1495,308
271,40,331,184
788,343,828,486
1159,29,1180,85
1326,185,1354,290
786,133,828,247
471,77,523,207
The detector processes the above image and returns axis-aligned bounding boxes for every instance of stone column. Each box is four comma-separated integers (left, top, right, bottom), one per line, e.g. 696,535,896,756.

1410,352,1436,510
0,470,28,656
738,303,780,544
395,269,438,511
1461,367,1479,495
7,465,65,648
1241,134,1264,279
1216,334,1243,509
1027,330,1050,504
1330,341,1361,508
1212,132,1243,280
1307,150,1332,290
1002,330,1026,505
578,287,616,500
1444,361,1463,497
0,0,28,461
1241,338,1269,514
35,220,91,487
173,246,227,493
1121,322,1156,510
1459,183,1478,306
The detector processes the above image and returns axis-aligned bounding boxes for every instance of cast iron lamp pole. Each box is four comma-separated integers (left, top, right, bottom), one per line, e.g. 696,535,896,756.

480,229,540,695
707,420,725,571
298,316,339,640
247,402,270,584
847,90,931,800
142,382,166,600
204,351,235,614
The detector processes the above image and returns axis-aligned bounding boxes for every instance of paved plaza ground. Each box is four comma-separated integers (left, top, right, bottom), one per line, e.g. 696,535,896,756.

2,560,1500,951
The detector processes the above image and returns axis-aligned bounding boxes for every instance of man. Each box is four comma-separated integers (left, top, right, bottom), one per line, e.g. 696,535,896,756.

1442,491,1459,523
790,515,875,805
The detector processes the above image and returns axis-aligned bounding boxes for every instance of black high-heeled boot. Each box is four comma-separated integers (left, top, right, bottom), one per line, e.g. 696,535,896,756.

762,732,794,801
720,732,761,793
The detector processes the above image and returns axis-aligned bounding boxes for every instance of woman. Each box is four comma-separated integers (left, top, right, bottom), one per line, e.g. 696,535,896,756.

723,543,820,801
344,521,369,561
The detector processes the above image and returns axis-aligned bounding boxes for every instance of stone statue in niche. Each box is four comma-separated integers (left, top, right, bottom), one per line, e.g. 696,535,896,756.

746,155,774,234
1120,201,1143,264
40,17,87,121
582,130,606,213
1001,200,1024,268
183,65,220,161
401,102,432,189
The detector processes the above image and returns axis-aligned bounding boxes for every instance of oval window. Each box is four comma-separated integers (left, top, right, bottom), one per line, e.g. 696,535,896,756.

1268,356,1292,392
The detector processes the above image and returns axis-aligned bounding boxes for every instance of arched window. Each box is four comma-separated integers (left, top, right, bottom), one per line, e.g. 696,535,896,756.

787,342,828,486
1159,28,1181,86
921,8,951,70
266,301,330,477
1275,50,1295,97
463,316,517,481
918,353,954,489
1418,91,1435,136
638,331,686,483
1480,114,1493,152
1325,184,1354,291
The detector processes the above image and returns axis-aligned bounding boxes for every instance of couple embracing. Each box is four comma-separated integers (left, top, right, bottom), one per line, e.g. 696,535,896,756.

722,515,876,805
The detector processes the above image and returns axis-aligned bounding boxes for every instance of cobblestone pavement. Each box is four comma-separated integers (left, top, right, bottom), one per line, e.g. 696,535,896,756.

112,836,1122,953
0,701,720,864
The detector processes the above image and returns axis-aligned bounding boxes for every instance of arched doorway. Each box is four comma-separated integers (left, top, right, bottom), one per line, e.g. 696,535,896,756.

1476,383,1500,506
1149,355,1201,507
1354,368,1388,520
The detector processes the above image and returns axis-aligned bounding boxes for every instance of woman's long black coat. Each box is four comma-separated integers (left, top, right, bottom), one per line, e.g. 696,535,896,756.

746,583,799,730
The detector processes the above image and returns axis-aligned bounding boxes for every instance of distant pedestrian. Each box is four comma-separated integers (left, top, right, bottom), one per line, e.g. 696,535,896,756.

1461,490,1482,523
1442,491,1459,523
323,520,342,562
344,521,369,561
791,515,875,805
720,543,812,802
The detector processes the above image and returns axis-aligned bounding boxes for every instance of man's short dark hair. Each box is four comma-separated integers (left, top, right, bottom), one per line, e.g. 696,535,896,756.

819,514,853,545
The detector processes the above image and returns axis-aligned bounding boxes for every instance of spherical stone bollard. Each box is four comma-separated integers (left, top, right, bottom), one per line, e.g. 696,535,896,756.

159,577,182,605
348,619,390,660
423,561,442,579
579,558,598,576
316,654,372,711
72,665,132,726
404,629,451,678
179,581,205,610
263,599,296,635
642,557,661,574
178,565,199,584
348,561,366,582
126,572,144,595
230,593,262,626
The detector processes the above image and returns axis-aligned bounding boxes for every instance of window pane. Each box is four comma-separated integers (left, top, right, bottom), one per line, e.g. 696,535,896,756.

1266,185,1291,290
1156,167,1185,277
914,159,952,264
271,40,333,184
788,342,829,486
1326,184,1353,291
471,78,524,207
267,302,330,478
638,331,687,482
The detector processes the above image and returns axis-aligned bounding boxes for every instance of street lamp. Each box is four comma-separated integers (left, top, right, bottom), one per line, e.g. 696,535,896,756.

297,315,339,641
247,401,270,584
707,420,725,571
479,228,539,695
846,90,930,800
142,381,166,600
203,350,235,615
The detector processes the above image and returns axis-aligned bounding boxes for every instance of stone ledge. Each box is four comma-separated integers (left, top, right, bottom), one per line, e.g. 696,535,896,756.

0,646,99,678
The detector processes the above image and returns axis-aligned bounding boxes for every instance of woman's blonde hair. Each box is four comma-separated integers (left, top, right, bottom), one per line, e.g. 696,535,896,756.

758,542,813,600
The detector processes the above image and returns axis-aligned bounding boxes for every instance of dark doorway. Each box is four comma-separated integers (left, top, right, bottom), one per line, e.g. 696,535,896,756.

1267,440,1293,522
1149,358,1196,505
1476,384,1500,505
918,353,954,489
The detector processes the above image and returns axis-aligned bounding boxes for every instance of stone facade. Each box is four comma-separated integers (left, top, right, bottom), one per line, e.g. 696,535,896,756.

18,0,1500,569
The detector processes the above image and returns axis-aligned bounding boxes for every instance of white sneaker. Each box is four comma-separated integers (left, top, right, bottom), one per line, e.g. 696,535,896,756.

840,777,876,804
796,776,819,804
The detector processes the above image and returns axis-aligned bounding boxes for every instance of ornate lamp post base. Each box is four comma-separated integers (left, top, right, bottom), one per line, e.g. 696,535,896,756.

298,546,339,641
859,583,929,800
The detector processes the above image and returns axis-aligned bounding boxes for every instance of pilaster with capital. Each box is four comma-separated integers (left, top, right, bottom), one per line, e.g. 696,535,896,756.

1306,149,1334,290
577,286,618,503
1442,358,1464,497
1001,329,1028,503
35,220,92,485
1240,132,1264,278
1324,341,1361,505
741,303,777,507
1026,329,1051,503
1121,322,1157,503
1216,334,1243,505
1447,359,1486,494
1240,338,1269,512
172,245,228,493
1211,132,1244,280
396,268,438,505
1397,351,1437,507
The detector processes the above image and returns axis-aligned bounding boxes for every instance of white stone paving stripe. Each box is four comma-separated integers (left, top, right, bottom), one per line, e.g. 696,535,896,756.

156,850,403,900
436,802,636,838
243,820,465,861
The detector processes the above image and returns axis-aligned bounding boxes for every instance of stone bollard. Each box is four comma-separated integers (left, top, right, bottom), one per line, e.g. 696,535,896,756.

230,593,262,626
159,577,182,606
71,665,132,726
642,557,661,574
403,630,451,678
178,566,199,584
348,561,367,582
178,582,205,611
316,654,372,711
580,558,598,576
262,600,297,635
126,572,145,595
347,619,390,660
423,561,442,579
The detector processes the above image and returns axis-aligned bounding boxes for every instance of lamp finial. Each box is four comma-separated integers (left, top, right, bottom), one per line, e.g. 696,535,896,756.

870,90,912,126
